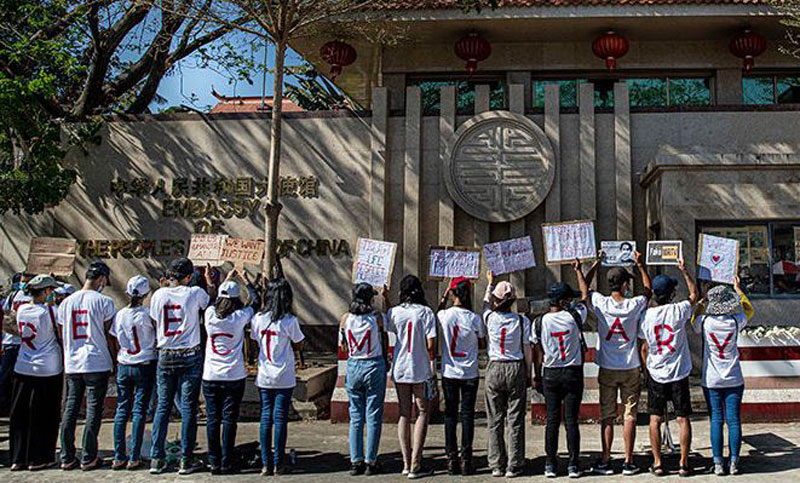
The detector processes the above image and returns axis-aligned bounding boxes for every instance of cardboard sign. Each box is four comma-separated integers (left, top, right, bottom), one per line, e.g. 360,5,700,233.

26,237,77,276
188,234,227,265
697,234,739,284
601,241,637,267
542,220,597,265
429,247,481,279
352,238,397,287
646,240,683,266
484,236,536,275
221,237,265,268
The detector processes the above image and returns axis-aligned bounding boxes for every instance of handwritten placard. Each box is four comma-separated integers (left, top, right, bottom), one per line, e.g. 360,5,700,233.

27,237,77,276
221,237,265,268
646,240,683,266
697,234,739,284
601,241,637,267
188,234,227,265
484,236,536,275
429,247,481,279
542,220,597,265
353,238,397,287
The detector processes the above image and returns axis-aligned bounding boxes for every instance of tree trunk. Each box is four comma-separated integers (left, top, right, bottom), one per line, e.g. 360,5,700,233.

264,38,287,279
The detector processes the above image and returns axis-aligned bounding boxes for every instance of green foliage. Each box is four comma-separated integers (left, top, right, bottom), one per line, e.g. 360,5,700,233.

284,63,359,110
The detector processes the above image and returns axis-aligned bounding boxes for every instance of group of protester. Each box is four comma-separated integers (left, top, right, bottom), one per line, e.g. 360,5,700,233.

0,249,754,478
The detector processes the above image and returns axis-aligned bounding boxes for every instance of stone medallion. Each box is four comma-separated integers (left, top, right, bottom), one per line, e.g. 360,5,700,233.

444,111,555,223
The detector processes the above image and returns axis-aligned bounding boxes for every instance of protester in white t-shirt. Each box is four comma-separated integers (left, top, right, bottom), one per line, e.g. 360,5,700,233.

436,277,484,476
386,275,436,479
6,275,62,471
338,282,389,476
693,279,754,476
203,270,258,474
0,273,32,416
584,250,652,476
483,271,531,478
532,260,590,478
109,275,156,470
639,258,698,477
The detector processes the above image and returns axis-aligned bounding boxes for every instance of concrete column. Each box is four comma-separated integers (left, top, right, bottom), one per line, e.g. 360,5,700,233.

544,84,562,284
384,73,406,112
509,84,526,298
404,87,422,276
369,87,389,240
474,85,491,298
579,83,596,221
507,71,532,111
438,86,457,297
614,82,633,240
716,68,743,105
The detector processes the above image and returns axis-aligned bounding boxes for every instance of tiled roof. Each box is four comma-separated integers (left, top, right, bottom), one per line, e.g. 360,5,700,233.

373,0,767,9
210,91,304,113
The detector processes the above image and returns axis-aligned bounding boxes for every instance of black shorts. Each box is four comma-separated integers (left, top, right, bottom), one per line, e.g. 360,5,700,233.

647,375,692,417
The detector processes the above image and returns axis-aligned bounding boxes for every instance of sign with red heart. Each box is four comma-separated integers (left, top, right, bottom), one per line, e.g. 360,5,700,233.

698,234,739,284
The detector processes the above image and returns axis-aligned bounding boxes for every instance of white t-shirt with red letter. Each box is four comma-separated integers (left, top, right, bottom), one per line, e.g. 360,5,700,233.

250,312,305,389
438,307,484,380
386,303,437,384
150,286,210,349
590,292,648,370
110,306,157,365
3,290,32,346
57,289,117,374
484,310,531,362
14,303,62,377
343,313,383,360
532,304,588,368
694,313,748,388
203,306,254,381
639,300,693,384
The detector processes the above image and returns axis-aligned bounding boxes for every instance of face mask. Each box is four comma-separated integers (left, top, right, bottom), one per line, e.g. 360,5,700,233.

97,284,105,293
46,293,56,304
623,289,633,298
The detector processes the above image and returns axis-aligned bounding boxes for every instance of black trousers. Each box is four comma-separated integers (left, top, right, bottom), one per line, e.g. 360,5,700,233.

543,366,584,468
442,376,479,457
10,373,63,466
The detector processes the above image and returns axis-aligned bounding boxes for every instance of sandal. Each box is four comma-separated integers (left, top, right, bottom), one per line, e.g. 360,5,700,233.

679,465,693,477
650,465,666,477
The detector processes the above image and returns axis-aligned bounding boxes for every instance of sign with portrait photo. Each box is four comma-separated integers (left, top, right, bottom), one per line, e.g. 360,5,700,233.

601,241,637,267
542,220,597,265
353,238,397,287
646,240,683,266
697,234,739,284
429,246,481,279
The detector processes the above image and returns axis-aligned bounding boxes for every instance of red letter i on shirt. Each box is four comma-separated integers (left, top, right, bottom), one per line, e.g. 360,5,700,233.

128,327,141,355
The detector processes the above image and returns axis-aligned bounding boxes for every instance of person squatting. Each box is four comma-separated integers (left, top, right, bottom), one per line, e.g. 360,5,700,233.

0,250,754,478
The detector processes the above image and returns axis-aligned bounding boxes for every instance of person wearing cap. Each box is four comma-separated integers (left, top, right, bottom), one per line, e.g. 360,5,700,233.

53,284,76,306
0,272,33,416
437,276,485,476
57,260,117,471
202,269,259,475
384,275,437,479
584,251,652,477
148,257,213,475
693,278,754,476
531,260,591,478
108,275,157,471
638,258,698,477
483,271,532,478
338,282,390,477
6,275,62,471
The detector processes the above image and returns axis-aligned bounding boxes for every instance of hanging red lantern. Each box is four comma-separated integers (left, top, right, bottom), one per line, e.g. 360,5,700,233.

454,33,492,75
592,31,629,71
320,40,357,80
729,29,767,72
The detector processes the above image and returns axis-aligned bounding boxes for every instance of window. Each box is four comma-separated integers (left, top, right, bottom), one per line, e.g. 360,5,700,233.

743,75,800,105
533,76,713,109
408,77,505,116
699,222,800,297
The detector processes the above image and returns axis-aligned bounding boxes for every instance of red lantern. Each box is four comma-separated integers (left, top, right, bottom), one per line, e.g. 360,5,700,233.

320,40,357,80
454,33,491,75
729,29,767,72
592,31,629,71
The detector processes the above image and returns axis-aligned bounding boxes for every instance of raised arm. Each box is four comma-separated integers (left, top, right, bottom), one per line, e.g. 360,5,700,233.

572,259,589,304
338,313,349,355
734,276,755,321
584,253,602,287
437,282,451,312
204,264,218,300
678,258,698,306
635,251,652,298
483,271,495,315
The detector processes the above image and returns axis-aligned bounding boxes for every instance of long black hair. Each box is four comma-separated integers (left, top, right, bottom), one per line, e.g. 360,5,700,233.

264,277,294,322
450,279,473,312
349,283,375,315
216,297,244,319
399,275,428,306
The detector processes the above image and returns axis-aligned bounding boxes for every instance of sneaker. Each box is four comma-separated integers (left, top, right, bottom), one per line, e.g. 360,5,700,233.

730,460,740,475
260,466,271,476
209,466,223,475
127,460,142,471
545,465,557,478
111,460,127,471
505,467,524,478
714,463,725,476
408,467,434,479
150,459,168,474
622,463,640,476
492,467,505,477
447,457,461,476
365,462,382,476
568,466,582,478
350,462,366,476
402,468,410,475
60,458,79,471
80,457,102,471
178,458,204,475
592,460,614,475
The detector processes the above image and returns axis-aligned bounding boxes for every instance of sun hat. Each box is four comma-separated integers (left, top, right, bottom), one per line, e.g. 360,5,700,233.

27,275,59,290
705,285,743,316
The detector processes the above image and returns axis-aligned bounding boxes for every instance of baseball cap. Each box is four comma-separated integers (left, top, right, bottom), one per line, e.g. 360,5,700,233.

652,274,678,296
449,276,471,291
55,284,76,296
607,267,634,289
126,275,150,297
547,282,581,302
27,275,59,290
86,260,111,280
218,280,241,299
169,257,195,280
492,281,516,300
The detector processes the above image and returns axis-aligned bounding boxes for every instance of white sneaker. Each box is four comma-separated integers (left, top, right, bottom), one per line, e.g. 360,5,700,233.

545,466,557,478
505,467,523,478
714,463,725,476
492,468,505,477
568,467,582,478
729,460,740,475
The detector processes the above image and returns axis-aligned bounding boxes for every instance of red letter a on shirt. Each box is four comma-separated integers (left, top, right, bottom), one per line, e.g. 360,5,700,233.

606,317,630,342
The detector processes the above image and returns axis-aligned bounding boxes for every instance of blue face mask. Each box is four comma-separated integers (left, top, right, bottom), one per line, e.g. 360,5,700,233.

623,289,633,298
46,292,56,304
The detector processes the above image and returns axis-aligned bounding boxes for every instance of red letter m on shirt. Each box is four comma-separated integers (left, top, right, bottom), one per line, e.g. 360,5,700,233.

348,329,371,356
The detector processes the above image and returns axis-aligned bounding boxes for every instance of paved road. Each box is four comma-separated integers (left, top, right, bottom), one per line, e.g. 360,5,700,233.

2,417,800,481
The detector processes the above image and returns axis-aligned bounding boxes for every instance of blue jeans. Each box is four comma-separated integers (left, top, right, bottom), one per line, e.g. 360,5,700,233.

345,357,387,464
0,345,19,414
703,385,744,464
113,362,156,462
60,372,110,464
203,379,246,469
150,349,202,461
259,387,294,470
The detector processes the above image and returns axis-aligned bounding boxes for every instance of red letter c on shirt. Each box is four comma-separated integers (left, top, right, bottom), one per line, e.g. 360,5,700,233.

210,332,234,355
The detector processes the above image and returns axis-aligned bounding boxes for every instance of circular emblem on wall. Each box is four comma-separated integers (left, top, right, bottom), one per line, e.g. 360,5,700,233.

445,111,555,223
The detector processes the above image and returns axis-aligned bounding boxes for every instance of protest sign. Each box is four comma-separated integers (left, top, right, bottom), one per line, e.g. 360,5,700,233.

542,220,597,265
429,247,481,279
697,234,739,284
27,237,77,276
352,238,397,287
188,234,227,265
484,236,536,275
646,240,683,266
601,241,637,267
221,237,265,268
